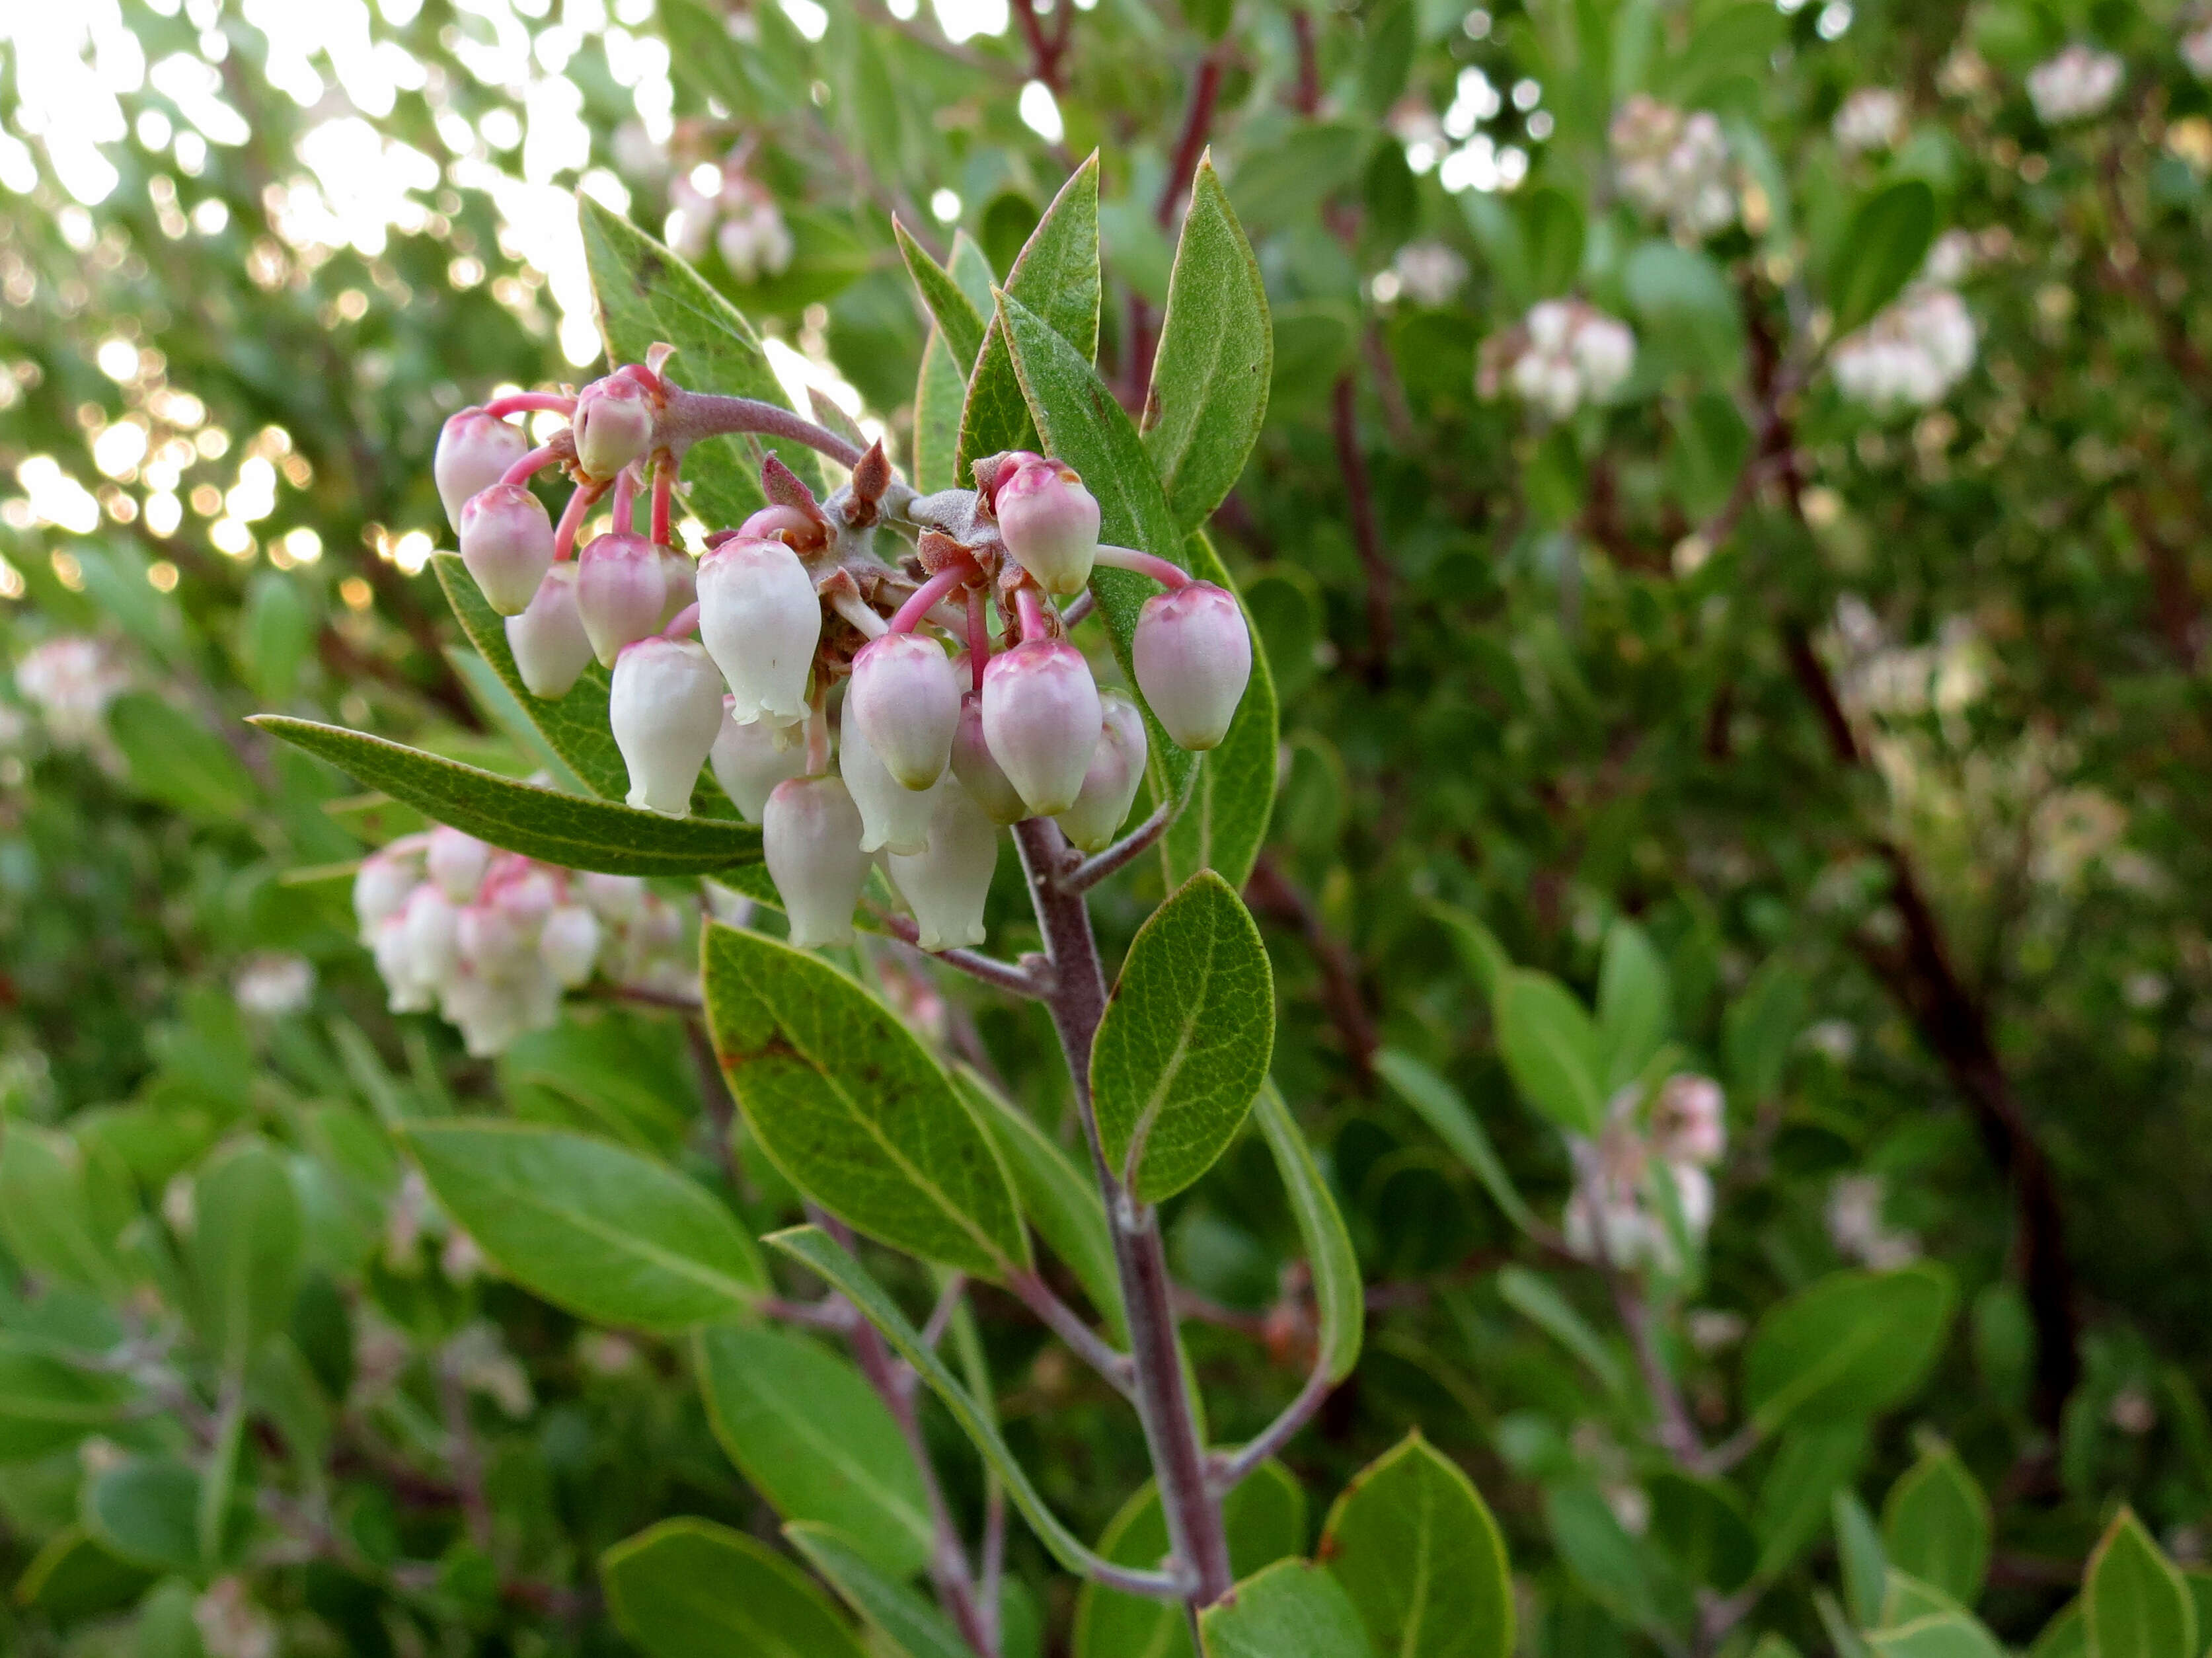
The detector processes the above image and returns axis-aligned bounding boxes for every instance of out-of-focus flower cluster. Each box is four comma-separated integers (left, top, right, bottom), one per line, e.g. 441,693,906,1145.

1563,1074,1728,1271
353,825,690,1056
1479,299,1637,420
13,634,128,749
2187,9,2212,81
1610,95,1735,239
1826,1174,1920,1269
2026,44,2124,125
1833,87,1907,155
667,147,794,285
1831,282,1978,412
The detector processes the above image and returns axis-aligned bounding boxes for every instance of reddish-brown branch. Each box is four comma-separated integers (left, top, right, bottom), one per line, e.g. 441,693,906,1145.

1289,11,1321,117
1330,374,1395,685
2119,488,2205,671
1010,0,1069,91
1157,48,1227,227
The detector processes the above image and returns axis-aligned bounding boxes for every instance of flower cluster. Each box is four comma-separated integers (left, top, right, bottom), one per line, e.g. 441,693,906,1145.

1609,95,1735,239
1831,285,1977,411
434,356,1252,958
1478,299,1637,420
2026,44,2123,125
2188,10,2212,81
1562,1074,1728,1271
1833,87,1907,155
668,148,796,286
13,634,128,748
353,826,690,1055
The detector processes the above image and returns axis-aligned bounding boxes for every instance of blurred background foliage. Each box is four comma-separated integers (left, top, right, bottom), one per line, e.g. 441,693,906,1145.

2,0,2211,1653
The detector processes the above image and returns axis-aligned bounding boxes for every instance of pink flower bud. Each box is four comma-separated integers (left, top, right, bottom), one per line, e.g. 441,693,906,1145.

698,537,820,726
839,709,941,855
609,637,726,816
1652,1074,1727,1167
570,375,656,482
995,457,1100,595
709,698,806,823
886,782,999,952
426,827,490,901
576,531,668,668
1054,689,1148,852
540,904,601,987
505,564,595,698
580,872,646,922
353,847,422,938
1132,582,1250,751
457,484,555,615
981,640,1101,817
764,774,870,949
434,410,531,533
455,900,527,968
382,886,458,1011
849,633,961,792
951,691,1028,825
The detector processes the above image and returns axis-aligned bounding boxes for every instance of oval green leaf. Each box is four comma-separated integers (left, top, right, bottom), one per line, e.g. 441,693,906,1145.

1882,1443,1991,1609
402,1119,765,1330
1828,180,1939,338
189,1140,303,1376
1320,1431,1511,1658
1744,1264,1956,1431
2084,1509,2195,1658
1092,871,1275,1201
1495,969,1607,1136
601,1518,868,1658
251,716,762,876
694,1324,933,1579
704,924,1027,1278
1200,1559,1377,1658
0,1338,133,1462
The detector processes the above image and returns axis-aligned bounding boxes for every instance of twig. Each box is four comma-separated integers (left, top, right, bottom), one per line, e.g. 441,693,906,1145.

921,1274,968,1349
1330,374,1394,684
662,389,866,471
1209,1359,1335,1491
1059,800,1172,892
435,1345,494,1554
1008,1269,1137,1400
873,910,1046,999
1010,0,1069,91
1157,48,1228,227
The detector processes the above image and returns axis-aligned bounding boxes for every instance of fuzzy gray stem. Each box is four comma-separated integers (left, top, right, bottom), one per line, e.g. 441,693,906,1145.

660,387,867,470
1059,800,1174,893
1012,817,1235,1610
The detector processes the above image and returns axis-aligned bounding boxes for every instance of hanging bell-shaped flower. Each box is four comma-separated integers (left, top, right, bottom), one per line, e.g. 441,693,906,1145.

539,904,601,988
506,564,596,698
570,375,656,482
951,691,1029,825
434,410,531,533
1132,582,1250,751
353,844,423,939
839,706,940,856
764,774,870,949
458,484,556,615
994,456,1100,595
426,826,490,901
576,531,669,668
709,698,806,823
609,637,728,817
698,537,820,726
981,639,1101,817
849,632,962,791
659,545,698,626
1055,689,1149,853
887,782,999,952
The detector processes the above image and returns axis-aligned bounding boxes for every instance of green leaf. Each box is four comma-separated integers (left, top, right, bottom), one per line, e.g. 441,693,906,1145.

1254,1082,1361,1383
1375,1049,1539,1237
1227,123,1372,230
1496,1265,1626,1396
1545,1481,1693,1638
896,219,987,369
1648,1472,1756,1596
2084,1510,2195,1658
436,553,623,801
949,229,997,314
1837,1491,1889,1628
2030,1601,2087,1658
402,1120,765,1330
993,287,1196,801
579,195,812,509
188,1141,303,1377
1624,241,1743,377
108,693,256,822
913,325,968,492
705,924,1027,1277
958,155,1102,476
1724,960,1808,1105
1755,1421,1870,1578
0,1127,127,1297
13,1526,154,1620
601,1518,868,1658
250,716,763,876
0,1337,133,1462
956,1068,1124,1341
1521,186,1587,299
1743,1265,1956,1431
1495,969,1607,1135
1882,1443,1991,1608
784,1522,971,1658
763,1225,1126,1582
1867,1613,2007,1658
1159,532,1278,893
1320,1431,1513,1658
1074,1461,1307,1658
1091,871,1275,1201
81,1461,202,1575
1884,1569,1969,1627
1828,180,1938,338
1144,156,1271,535
694,1324,933,1579
1597,920,1670,1092
1200,1560,1377,1658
